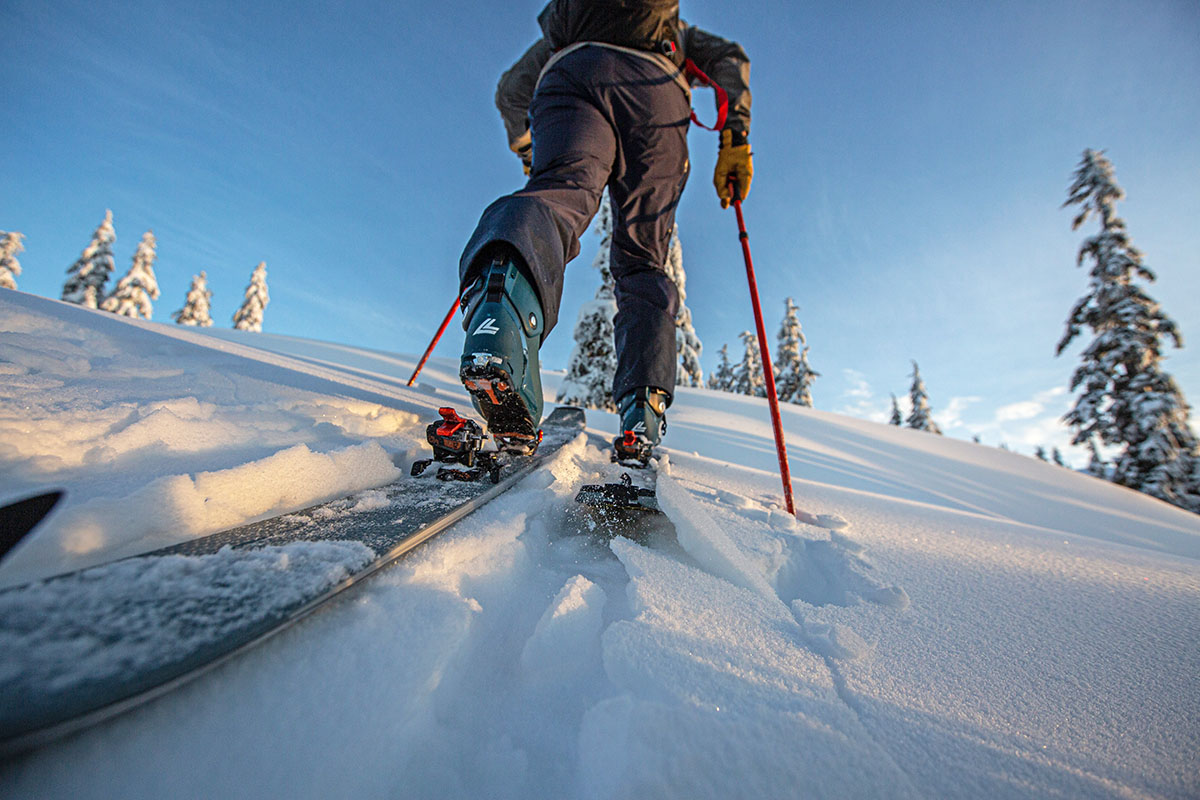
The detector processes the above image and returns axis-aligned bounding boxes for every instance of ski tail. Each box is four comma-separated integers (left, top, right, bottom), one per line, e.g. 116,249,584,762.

0,491,64,563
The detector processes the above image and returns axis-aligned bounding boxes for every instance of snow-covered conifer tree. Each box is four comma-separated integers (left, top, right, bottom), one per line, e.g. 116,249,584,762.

62,210,116,308
733,331,766,397
1086,439,1106,478
558,193,618,411
889,394,903,426
906,361,942,434
1052,447,1066,467
774,298,818,406
1057,149,1199,512
707,344,736,393
0,231,24,290
663,224,704,387
1035,446,1048,462
174,271,214,327
233,261,270,332
101,230,160,319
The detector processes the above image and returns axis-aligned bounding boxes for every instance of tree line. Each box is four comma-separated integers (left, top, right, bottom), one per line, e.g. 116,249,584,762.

0,210,270,332
557,153,1199,514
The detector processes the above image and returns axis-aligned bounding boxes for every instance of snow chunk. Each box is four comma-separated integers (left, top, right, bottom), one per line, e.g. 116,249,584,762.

654,474,775,599
863,584,911,610
2,442,400,585
797,614,872,661
520,574,607,676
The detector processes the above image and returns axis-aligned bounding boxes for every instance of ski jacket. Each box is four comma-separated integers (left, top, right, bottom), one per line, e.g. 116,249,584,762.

495,2,751,151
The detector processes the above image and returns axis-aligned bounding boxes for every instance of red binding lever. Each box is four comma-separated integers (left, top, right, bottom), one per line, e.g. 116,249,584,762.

436,407,467,437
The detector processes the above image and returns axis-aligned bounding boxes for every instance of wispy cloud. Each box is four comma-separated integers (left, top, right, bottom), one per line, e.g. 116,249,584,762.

835,369,890,423
934,395,983,431
994,388,1067,423
967,386,1078,462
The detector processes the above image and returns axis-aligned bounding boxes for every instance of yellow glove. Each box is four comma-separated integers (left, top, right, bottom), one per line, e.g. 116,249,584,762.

714,128,753,208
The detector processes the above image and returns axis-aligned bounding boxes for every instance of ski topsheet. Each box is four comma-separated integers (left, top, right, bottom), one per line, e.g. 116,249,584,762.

0,406,586,757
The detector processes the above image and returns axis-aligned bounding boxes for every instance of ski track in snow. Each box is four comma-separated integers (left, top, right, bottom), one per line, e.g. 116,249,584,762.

2,291,1199,799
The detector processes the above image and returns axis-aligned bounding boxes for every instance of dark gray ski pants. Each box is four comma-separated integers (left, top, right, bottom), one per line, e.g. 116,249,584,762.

460,45,691,404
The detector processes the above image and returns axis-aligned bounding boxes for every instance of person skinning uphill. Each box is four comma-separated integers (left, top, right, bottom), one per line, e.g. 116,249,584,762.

458,0,752,462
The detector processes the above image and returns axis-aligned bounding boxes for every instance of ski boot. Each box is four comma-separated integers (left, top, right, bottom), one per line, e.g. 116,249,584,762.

612,387,669,467
459,248,544,455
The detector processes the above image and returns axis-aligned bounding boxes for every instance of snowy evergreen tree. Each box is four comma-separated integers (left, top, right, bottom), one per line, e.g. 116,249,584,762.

101,230,160,319
174,271,214,327
707,343,736,393
1086,438,1107,478
0,231,24,290
889,394,903,426
663,223,704,387
733,331,766,397
233,261,270,332
906,361,942,434
1052,447,1066,467
773,297,818,406
62,210,116,308
1057,149,1199,512
558,193,618,411
1035,446,1048,462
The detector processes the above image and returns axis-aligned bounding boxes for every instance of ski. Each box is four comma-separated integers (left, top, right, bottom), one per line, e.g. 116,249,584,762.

571,438,663,538
0,406,585,757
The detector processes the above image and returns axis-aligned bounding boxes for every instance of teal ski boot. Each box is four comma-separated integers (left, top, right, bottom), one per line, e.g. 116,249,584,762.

460,250,544,454
612,387,670,466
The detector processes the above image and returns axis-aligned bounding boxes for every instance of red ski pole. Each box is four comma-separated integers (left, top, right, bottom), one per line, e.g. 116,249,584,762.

731,187,797,516
407,295,461,387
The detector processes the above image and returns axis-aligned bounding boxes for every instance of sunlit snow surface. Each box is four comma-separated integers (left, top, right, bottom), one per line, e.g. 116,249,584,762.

1,291,1198,799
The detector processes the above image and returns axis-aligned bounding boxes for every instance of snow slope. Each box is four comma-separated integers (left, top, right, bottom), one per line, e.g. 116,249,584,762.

1,290,1198,799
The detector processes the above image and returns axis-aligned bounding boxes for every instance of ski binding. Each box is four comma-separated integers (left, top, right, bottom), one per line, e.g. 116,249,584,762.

410,407,502,484
611,430,654,468
575,472,659,513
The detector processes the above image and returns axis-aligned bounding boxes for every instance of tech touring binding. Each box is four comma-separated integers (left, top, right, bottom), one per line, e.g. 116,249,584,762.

410,407,502,484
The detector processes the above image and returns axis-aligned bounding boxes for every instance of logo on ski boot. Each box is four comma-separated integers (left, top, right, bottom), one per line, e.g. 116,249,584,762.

473,317,501,335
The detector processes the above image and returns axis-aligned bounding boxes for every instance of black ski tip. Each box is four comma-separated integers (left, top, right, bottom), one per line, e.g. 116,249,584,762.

0,490,65,561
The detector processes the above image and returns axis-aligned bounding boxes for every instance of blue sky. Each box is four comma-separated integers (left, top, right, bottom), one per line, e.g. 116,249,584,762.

4,0,1198,462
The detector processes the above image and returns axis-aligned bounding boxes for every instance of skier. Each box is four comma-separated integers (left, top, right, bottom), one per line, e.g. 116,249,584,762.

458,0,752,460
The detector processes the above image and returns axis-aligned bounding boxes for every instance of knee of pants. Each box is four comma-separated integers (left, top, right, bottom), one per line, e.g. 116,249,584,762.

614,269,679,318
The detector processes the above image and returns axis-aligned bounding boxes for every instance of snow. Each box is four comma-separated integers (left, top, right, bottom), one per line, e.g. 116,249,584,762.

1,289,1198,799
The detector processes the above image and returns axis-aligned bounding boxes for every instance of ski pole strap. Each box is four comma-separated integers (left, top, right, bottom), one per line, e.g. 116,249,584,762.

684,58,728,132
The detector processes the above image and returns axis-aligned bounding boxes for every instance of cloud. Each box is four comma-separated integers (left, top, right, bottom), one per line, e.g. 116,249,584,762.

836,369,890,422
996,401,1042,422
995,387,1067,422
832,377,1087,465
969,386,1079,464
843,369,873,399
934,396,982,431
